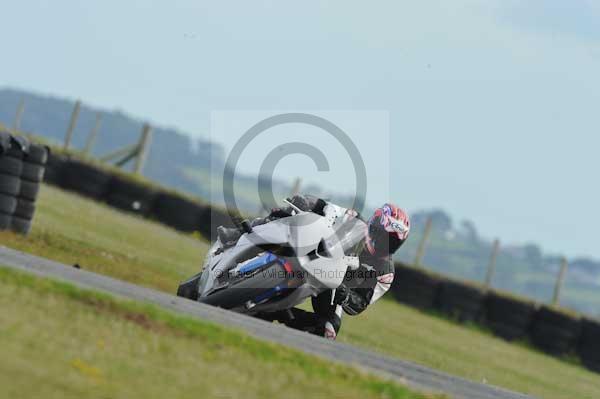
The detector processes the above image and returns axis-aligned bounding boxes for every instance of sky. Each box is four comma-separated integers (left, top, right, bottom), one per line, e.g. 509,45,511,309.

1,1,600,259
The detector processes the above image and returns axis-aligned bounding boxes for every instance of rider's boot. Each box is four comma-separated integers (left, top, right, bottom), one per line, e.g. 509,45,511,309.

217,216,270,248
312,292,343,340
265,307,341,340
322,320,339,340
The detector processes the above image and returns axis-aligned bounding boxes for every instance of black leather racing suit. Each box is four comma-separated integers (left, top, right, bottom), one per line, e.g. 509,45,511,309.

252,195,395,340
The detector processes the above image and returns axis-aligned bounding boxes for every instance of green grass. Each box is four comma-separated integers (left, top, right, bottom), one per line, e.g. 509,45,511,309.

0,185,205,293
336,299,599,399
0,267,433,399
2,185,600,399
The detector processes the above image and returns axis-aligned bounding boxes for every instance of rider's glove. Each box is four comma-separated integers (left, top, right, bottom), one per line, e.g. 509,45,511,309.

334,284,350,306
270,207,294,218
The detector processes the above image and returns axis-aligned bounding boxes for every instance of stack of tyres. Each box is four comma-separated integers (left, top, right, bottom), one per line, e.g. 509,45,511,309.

390,263,444,310
106,175,157,216
485,291,537,341
151,192,206,232
436,280,487,323
61,159,111,200
43,150,68,186
0,134,23,230
531,305,582,356
579,318,600,372
12,143,48,235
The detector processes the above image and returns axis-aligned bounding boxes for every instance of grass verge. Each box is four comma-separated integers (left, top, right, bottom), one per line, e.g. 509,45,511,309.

0,266,436,399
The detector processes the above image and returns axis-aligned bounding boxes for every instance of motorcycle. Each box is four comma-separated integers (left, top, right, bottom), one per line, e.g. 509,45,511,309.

177,200,366,316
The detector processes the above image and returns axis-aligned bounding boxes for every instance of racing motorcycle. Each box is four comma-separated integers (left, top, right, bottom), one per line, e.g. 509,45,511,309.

176,200,366,316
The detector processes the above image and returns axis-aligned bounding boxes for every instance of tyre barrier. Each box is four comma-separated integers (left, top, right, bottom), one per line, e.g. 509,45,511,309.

0,194,17,229
485,291,536,341
0,132,47,235
390,263,444,309
0,163,21,195
61,159,112,200
1,133,22,230
531,305,581,356
579,318,600,372
106,175,157,216
43,151,67,186
151,193,206,232
436,280,487,323
196,205,237,240
37,148,234,238
390,262,597,372
13,143,48,235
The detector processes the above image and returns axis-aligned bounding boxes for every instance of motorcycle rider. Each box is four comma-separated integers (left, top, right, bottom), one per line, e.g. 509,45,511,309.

216,194,410,340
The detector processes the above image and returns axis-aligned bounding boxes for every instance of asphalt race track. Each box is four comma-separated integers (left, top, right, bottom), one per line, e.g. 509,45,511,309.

0,246,534,399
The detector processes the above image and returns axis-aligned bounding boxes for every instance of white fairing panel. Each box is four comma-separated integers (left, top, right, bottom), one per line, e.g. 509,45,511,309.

197,208,369,311
299,256,348,289
242,212,351,289
236,212,331,257
237,221,291,247
286,213,333,256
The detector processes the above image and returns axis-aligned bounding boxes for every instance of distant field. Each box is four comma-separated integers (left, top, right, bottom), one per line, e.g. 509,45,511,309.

0,267,429,399
1,185,599,399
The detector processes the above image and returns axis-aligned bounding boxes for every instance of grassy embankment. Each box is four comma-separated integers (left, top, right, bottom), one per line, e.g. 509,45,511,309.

0,267,432,399
1,185,599,399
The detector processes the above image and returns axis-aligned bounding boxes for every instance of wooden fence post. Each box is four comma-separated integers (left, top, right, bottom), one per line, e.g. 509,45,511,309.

484,239,500,289
83,113,102,155
13,99,25,131
414,216,432,267
552,257,569,306
290,177,302,197
133,123,152,174
64,100,82,150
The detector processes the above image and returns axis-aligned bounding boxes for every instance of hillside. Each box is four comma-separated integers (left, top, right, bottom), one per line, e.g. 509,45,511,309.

1,88,228,198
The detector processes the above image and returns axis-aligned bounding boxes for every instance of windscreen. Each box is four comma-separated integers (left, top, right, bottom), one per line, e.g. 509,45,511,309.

327,216,367,255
